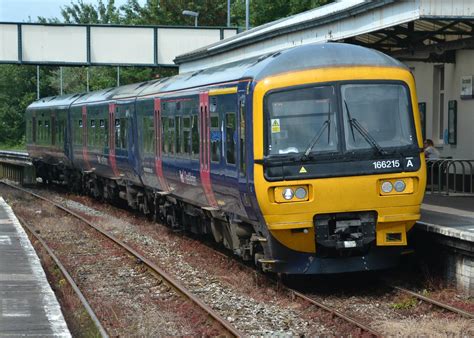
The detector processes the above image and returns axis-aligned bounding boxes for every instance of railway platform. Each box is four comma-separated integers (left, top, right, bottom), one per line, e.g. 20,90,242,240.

0,197,70,337
416,194,474,296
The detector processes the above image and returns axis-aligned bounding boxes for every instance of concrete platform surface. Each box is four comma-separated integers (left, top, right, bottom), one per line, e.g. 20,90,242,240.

0,197,70,337
419,195,474,242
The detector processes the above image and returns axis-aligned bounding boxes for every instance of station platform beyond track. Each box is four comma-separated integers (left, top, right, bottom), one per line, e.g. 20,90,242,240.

0,197,70,337
418,194,474,241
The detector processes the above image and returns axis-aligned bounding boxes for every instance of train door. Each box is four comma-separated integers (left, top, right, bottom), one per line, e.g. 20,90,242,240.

238,90,257,220
82,106,91,170
108,103,119,177
199,92,218,208
154,98,168,191
222,95,239,189
51,111,56,146
32,115,37,143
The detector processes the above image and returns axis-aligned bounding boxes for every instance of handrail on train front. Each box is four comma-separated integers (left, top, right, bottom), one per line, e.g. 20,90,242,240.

426,159,474,195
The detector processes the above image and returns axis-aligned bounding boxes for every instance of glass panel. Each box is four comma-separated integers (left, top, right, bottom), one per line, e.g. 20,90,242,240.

183,116,191,155
239,98,246,175
162,117,169,154
191,115,199,157
211,115,220,162
226,113,236,164
342,84,415,151
266,86,338,155
169,117,175,155
175,116,181,154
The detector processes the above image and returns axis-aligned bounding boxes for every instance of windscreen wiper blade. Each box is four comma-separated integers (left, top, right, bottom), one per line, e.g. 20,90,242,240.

302,120,329,158
344,100,386,156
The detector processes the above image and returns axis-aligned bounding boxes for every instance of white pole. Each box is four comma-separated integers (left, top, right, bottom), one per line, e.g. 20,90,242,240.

36,65,40,99
60,67,63,95
86,67,90,92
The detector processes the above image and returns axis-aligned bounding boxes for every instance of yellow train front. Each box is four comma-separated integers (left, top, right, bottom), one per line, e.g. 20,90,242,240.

250,43,426,274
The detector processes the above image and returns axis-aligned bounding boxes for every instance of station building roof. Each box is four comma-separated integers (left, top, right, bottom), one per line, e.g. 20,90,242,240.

175,0,474,73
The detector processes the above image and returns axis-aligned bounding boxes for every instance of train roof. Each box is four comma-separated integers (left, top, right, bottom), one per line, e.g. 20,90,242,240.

139,42,406,96
27,43,406,109
27,93,85,110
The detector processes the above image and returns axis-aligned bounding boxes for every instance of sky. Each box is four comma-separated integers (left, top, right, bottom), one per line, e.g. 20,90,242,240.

0,0,135,22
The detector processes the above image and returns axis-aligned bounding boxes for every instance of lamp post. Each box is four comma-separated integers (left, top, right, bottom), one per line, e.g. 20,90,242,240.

227,0,231,27
182,10,199,27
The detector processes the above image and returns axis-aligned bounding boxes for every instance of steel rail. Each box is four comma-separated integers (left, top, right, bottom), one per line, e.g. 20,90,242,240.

391,284,474,319
1,181,242,337
17,215,109,338
290,289,382,337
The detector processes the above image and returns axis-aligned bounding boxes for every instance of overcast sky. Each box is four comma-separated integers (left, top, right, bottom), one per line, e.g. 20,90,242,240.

0,0,136,22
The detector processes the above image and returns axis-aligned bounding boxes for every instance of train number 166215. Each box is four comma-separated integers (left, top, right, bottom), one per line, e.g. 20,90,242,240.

372,160,400,169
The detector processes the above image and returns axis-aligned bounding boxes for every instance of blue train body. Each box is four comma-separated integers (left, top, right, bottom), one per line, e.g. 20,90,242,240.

26,43,425,274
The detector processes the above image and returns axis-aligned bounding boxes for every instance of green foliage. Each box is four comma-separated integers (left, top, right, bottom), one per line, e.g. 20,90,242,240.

0,65,56,145
61,0,121,24
391,297,418,310
231,0,333,28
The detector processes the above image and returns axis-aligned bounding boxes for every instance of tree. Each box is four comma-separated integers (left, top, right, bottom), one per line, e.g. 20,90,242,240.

61,0,121,24
231,0,334,28
0,65,56,145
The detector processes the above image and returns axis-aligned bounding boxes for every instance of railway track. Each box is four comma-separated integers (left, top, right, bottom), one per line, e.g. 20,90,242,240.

389,284,474,319
3,180,473,336
18,216,109,338
1,181,242,337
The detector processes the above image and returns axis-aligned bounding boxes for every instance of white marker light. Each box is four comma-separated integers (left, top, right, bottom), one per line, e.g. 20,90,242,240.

394,180,406,192
282,188,294,200
381,181,393,193
295,187,307,199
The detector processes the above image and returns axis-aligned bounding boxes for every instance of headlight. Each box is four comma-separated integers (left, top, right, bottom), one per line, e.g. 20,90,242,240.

381,181,393,193
282,188,294,200
394,180,406,192
295,187,307,199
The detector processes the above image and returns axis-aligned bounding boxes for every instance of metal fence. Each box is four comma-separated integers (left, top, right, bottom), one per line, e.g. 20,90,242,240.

426,159,474,195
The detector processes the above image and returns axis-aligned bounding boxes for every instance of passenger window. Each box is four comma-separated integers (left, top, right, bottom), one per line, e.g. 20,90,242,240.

191,115,199,157
143,116,155,155
169,117,175,155
115,119,120,148
226,113,236,164
76,119,83,145
116,118,127,149
162,117,169,154
175,116,182,155
211,115,220,162
183,116,191,155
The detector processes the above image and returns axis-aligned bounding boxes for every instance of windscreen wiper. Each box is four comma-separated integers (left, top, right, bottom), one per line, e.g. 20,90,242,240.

344,100,386,156
301,119,330,160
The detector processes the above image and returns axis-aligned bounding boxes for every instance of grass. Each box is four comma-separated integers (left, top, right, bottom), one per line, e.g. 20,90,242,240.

391,296,418,310
0,142,26,152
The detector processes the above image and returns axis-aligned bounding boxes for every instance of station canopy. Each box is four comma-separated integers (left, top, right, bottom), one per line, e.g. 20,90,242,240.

175,0,474,73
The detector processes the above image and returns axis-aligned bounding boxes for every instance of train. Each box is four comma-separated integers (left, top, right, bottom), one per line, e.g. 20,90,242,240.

25,43,426,274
